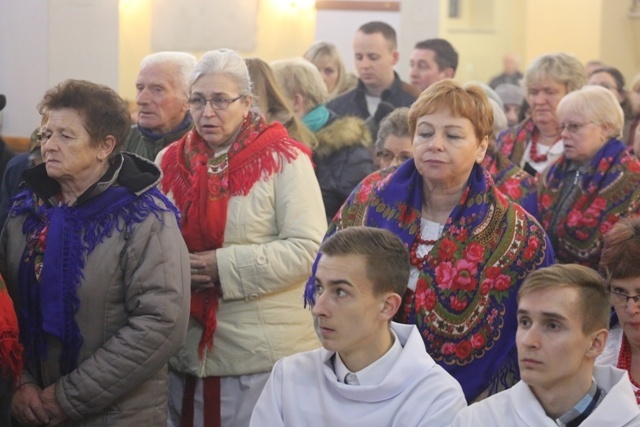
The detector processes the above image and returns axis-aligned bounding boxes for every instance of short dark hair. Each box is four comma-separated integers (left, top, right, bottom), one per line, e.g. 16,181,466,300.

320,227,409,297
358,21,397,50
518,264,609,334
600,216,640,280
414,38,458,73
38,79,130,156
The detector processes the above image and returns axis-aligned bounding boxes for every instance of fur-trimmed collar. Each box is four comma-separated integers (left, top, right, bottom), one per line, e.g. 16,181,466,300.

314,116,372,158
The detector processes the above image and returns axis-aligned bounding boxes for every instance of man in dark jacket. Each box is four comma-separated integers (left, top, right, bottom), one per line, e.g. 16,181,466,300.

123,52,196,160
327,22,419,122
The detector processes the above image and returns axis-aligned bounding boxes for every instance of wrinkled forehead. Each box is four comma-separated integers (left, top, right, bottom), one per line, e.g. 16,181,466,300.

138,62,180,87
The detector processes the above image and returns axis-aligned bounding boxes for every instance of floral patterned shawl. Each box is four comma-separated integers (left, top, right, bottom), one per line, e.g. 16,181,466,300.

305,160,554,402
496,118,537,167
482,148,539,219
539,138,640,268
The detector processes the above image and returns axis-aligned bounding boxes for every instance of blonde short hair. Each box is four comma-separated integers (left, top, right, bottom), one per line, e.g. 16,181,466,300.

524,53,586,94
557,85,624,139
518,264,609,334
270,58,329,112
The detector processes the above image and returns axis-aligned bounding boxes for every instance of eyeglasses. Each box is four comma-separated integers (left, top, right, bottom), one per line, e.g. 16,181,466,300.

376,150,412,165
557,122,592,134
609,289,640,306
188,95,244,111
590,82,619,92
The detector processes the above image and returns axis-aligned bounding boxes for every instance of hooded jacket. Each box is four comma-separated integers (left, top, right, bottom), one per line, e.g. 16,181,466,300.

313,114,373,222
1,153,190,426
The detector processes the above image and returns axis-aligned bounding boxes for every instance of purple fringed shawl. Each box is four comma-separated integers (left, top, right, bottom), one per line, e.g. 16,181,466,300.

539,138,640,268
305,160,555,402
10,185,179,375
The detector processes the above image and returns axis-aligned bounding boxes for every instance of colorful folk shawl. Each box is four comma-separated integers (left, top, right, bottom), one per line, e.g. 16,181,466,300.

538,138,640,269
160,112,311,357
305,160,554,402
10,184,178,375
0,275,22,383
482,148,539,219
496,118,537,167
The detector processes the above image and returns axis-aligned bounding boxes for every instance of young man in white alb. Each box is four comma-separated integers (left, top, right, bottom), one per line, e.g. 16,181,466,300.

250,227,466,427
454,264,640,427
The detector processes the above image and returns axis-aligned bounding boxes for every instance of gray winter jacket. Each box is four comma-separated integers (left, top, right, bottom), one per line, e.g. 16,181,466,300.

1,153,190,426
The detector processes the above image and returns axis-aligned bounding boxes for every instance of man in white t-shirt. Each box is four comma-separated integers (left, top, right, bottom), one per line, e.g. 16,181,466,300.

250,227,466,427
454,264,640,427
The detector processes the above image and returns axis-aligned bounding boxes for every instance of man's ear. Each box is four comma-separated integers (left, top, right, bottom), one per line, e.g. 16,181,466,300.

379,293,402,322
586,328,609,359
391,50,400,66
442,67,455,79
181,92,190,114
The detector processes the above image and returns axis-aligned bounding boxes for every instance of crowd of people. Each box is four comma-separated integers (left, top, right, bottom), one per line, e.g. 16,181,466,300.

1,18,640,427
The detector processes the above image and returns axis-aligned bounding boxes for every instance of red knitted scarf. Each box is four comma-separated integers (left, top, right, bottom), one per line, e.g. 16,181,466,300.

161,113,310,357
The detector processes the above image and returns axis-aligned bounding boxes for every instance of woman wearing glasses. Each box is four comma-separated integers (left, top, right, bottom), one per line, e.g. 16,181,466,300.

538,85,640,268
157,49,326,427
598,216,640,405
374,107,413,170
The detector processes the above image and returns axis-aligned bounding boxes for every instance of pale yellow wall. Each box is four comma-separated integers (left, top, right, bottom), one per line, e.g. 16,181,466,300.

442,0,639,87
118,0,316,100
523,0,602,66
599,0,640,85
438,0,527,84
118,0,638,101
119,0,152,102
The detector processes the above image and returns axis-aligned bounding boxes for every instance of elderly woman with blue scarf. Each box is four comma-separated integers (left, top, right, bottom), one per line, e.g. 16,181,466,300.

2,79,190,426
306,79,555,403
271,58,373,223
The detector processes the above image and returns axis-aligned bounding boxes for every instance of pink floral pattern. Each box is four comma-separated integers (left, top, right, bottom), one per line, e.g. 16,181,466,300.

320,160,554,402
539,139,640,268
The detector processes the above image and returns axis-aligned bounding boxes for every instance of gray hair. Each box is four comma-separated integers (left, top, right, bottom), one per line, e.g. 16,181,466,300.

140,51,196,94
376,107,410,152
557,85,624,139
270,58,329,111
524,53,586,93
190,49,252,96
